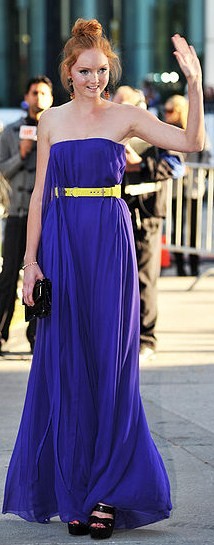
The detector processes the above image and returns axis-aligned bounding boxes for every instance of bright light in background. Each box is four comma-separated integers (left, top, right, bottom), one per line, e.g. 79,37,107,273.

161,72,171,83
144,72,180,85
153,73,162,83
170,71,179,83
161,71,179,83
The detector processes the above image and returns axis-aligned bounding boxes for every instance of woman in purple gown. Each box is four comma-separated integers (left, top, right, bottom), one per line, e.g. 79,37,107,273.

3,18,204,539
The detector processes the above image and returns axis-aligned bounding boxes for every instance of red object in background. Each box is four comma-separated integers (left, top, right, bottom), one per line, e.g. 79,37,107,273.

161,235,171,267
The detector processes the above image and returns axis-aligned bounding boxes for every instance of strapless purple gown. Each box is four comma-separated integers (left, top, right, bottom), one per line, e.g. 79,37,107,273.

2,139,172,529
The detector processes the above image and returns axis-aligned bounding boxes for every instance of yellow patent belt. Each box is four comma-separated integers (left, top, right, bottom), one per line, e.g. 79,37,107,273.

54,186,121,198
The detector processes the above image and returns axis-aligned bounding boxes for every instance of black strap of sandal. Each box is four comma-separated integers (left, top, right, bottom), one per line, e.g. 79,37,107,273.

89,503,115,530
92,503,115,515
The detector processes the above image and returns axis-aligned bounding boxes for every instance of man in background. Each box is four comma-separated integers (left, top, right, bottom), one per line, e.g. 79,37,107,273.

0,76,53,354
113,86,185,361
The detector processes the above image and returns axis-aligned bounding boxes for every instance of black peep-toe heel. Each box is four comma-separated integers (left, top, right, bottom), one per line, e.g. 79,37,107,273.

67,520,89,536
89,503,115,540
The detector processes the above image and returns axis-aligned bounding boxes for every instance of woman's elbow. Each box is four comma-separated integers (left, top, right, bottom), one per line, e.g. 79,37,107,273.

196,142,204,152
186,136,205,153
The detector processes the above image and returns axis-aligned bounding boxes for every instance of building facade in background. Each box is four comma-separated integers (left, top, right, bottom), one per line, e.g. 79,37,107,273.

0,0,212,107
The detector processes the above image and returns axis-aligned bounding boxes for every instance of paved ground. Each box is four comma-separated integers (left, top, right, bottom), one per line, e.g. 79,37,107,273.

0,272,214,545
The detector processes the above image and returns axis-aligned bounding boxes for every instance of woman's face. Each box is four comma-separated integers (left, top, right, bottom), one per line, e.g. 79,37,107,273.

70,48,109,99
164,101,181,126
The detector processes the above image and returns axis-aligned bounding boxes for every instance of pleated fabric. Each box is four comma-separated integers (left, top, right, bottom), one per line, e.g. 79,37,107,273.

2,138,172,528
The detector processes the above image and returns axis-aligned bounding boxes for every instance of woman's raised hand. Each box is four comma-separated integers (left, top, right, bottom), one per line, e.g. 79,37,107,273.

171,34,202,83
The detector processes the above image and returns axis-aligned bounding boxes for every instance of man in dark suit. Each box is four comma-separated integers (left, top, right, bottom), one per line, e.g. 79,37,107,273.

0,76,53,354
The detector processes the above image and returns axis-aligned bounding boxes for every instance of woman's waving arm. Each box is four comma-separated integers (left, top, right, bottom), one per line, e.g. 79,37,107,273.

125,34,204,153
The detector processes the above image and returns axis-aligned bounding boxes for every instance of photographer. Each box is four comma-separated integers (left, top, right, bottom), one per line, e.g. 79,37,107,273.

0,76,53,354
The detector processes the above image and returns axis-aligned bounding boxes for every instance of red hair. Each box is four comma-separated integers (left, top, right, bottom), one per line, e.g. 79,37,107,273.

60,18,121,92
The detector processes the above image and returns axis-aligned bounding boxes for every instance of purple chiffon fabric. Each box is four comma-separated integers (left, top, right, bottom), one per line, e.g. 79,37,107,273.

2,138,172,528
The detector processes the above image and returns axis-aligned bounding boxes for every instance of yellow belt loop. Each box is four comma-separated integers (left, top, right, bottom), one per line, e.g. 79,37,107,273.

54,186,121,198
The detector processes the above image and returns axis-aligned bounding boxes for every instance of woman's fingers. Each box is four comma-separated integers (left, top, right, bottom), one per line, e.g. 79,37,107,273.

23,268,44,306
171,34,190,55
189,45,197,58
171,34,201,80
23,284,35,306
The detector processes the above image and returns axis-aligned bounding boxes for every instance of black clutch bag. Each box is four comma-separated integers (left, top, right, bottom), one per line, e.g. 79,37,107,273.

24,278,52,322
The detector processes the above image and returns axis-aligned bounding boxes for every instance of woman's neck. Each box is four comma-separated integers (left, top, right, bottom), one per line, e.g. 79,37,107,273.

70,95,107,117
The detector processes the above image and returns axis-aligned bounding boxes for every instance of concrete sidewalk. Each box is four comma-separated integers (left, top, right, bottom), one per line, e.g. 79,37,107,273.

0,276,214,545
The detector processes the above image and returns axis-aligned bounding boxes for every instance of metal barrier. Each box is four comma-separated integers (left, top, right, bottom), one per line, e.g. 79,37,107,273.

1,163,214,281
163,162,214,287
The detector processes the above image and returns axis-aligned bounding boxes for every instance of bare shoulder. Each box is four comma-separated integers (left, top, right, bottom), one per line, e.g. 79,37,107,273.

38,107,55,131
106,101,148,140
38,103,70,138
39,103,69,123
108,101,137,116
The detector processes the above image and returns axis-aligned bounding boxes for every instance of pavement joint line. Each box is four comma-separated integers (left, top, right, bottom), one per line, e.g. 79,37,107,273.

142,399,214,466
151,429,214,468
144,398,214,438
0,541,176,545
167,522,214,529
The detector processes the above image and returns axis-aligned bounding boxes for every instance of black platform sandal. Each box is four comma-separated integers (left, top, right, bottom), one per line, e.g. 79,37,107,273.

89,503,115,540
67,520,89,536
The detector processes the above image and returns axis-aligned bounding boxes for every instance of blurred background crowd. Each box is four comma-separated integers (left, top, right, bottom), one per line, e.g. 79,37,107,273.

1,1,214,155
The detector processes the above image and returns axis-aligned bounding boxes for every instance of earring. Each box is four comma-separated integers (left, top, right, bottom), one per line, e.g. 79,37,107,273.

104,86,110,100
67,77,75,100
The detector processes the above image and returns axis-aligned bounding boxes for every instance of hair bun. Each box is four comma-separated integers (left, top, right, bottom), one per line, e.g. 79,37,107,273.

60,17,121,92
71,18,103,39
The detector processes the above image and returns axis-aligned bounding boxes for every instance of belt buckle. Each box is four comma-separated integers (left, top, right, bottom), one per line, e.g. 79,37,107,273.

72,187,78,197
56,187,66,198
